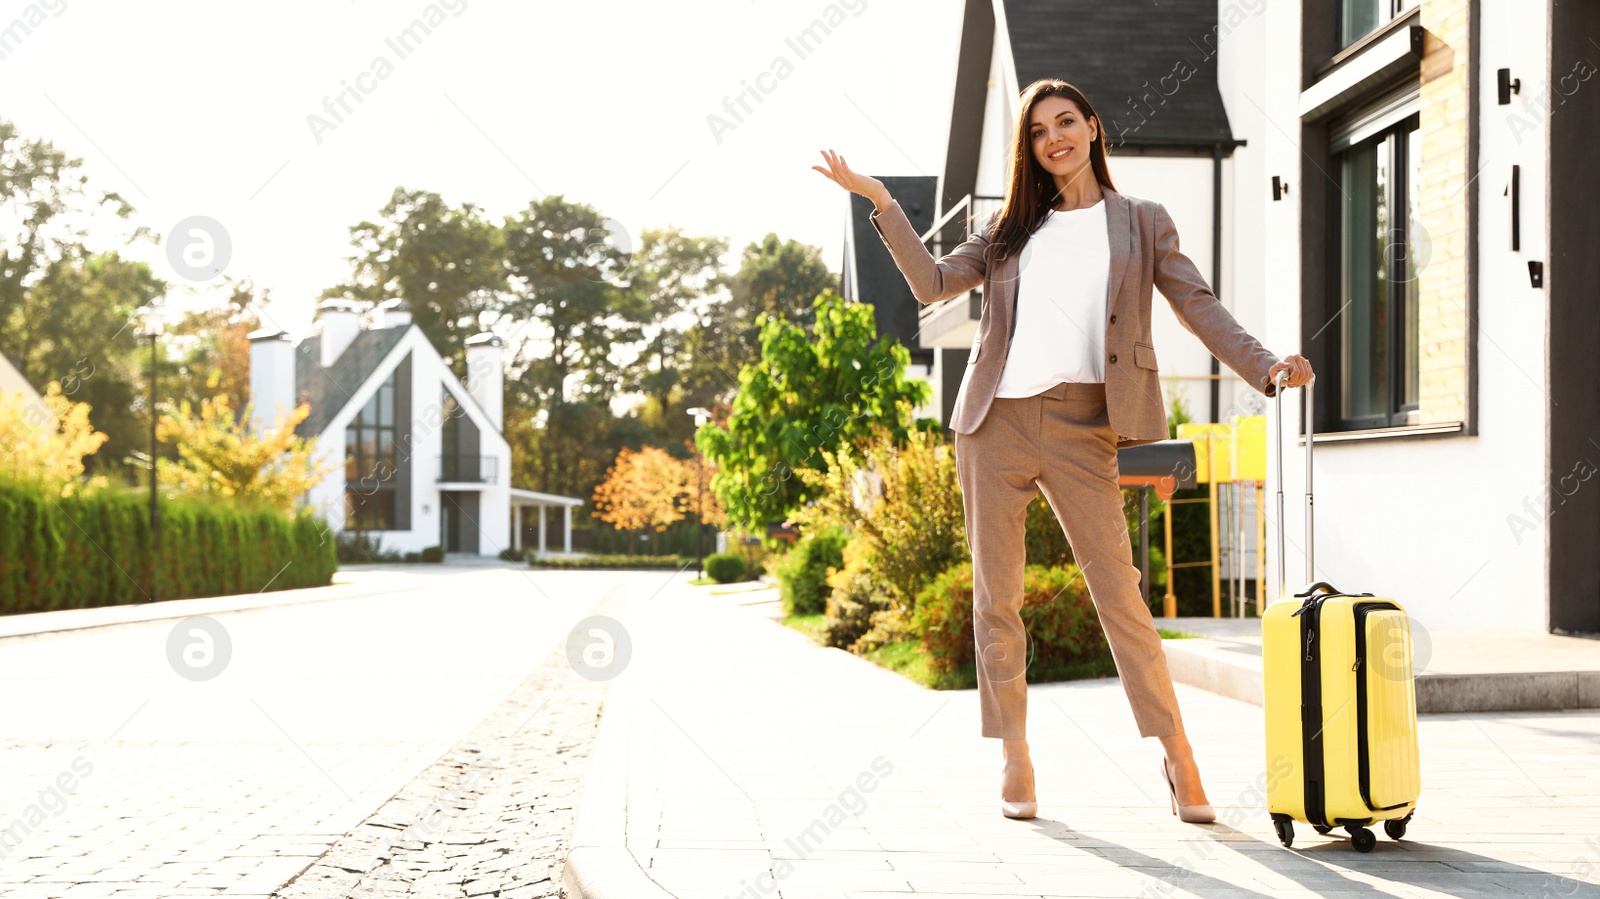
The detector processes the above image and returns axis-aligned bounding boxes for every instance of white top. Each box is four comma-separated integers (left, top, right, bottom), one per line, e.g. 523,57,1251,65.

993,198,1111,398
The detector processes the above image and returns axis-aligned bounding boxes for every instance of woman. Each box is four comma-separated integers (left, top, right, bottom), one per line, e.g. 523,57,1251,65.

814,79,1313,822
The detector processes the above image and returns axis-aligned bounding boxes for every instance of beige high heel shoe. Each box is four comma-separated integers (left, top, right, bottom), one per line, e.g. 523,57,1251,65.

1161,756,1215,824
1000,763,1038,819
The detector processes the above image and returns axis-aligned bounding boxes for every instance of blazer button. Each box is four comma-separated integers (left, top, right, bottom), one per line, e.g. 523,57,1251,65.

1109,354,1118,364
1109,314,1117,324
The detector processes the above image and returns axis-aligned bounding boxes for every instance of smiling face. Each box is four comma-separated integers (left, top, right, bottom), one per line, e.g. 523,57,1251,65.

1028,94,1098,182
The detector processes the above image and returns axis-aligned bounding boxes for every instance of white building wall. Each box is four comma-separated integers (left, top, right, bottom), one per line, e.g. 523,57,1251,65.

1109,157,1269,427
1258,0,1550,633
299,327,513,558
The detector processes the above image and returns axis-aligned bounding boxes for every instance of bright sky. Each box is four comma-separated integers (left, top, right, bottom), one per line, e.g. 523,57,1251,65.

0,0,964,339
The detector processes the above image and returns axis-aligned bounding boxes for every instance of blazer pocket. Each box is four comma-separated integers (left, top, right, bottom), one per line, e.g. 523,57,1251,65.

968,336,983,364
1133,341,1159,371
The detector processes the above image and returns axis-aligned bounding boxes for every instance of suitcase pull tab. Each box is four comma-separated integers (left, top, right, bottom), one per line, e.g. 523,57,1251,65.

1352,658,1362,672
1304,630,1314,662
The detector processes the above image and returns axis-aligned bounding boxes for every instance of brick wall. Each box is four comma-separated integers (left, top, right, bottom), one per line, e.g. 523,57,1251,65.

1415,0,1471,425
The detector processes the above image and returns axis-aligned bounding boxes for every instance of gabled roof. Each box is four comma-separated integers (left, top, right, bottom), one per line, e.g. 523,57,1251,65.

946,0,1240,171
293,328,409,438
1003,0,1238,149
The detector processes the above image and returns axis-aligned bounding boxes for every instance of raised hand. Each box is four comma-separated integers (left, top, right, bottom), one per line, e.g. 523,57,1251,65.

812,149,889,207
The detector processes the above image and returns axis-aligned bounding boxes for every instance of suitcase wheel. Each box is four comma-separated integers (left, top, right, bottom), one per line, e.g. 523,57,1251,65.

1345,824,1377,852
1271,814,1294,847
1384,812,1413,841
1312,824,1332,835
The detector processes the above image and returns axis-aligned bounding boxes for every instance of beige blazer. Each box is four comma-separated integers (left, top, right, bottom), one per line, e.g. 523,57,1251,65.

869,185,1281,448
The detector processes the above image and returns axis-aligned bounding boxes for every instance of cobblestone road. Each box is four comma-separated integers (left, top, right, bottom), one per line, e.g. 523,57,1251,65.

0,564,654,899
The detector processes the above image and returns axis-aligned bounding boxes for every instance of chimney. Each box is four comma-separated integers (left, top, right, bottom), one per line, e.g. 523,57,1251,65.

379,297,413,329
465,332,504,432
316,298,361,367
247,327,296,434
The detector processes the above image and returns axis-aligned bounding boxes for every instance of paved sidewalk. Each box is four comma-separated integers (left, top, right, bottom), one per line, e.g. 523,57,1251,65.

567,577,1600,898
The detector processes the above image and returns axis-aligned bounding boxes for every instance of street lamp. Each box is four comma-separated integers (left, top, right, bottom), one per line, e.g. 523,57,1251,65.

687,407,712,578
135,304,164,603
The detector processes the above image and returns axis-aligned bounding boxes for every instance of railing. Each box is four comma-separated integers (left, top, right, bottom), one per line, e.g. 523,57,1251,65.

924,193,1005,256
915,194,1008,346
438,454,497,484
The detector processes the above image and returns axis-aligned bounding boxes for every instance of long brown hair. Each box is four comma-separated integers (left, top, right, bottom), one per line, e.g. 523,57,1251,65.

979,79,1117,264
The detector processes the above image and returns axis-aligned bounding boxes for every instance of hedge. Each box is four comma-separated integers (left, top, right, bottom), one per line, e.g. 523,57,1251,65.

527,553,697,570
911,560,1110,675
0,478,338,615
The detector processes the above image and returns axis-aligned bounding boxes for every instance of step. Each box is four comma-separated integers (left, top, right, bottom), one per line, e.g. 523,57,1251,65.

1158,616,1600,713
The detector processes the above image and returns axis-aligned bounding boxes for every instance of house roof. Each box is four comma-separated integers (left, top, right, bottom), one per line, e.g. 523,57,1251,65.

1001,0,1239,149
846,175,938,362
293,327,409,438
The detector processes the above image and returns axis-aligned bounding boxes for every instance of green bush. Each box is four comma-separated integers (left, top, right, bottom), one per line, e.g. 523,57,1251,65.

0,477,337,614
821,568,889,650
794,428,966,609
420,545,445,563
704,552,747,583
911,560,1109,675
527,553,696,570
776,527,847,616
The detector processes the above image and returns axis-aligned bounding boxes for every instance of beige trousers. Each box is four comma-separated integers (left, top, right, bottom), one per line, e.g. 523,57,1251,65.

954,380,1185,741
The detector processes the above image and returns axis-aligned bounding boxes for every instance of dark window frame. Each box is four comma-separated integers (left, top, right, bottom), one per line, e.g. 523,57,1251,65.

1326,108,1423,431
346,367,400,531
1338,0,1420,50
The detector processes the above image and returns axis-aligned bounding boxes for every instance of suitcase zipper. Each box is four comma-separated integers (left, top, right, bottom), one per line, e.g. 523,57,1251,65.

1298,597,1328,829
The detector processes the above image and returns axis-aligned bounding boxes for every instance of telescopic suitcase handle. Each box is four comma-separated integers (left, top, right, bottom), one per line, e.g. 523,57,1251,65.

1273,368,1316,600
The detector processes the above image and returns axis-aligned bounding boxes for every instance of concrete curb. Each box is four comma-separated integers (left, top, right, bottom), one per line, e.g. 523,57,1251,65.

561,596,675,899
0,572,426,643
1162,634,1600,713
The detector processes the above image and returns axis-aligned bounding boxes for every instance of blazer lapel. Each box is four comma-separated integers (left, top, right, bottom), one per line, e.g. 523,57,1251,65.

1103,187,1131,323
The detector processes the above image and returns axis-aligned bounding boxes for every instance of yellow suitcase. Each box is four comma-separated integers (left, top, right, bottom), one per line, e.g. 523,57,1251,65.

1261,374,1420,852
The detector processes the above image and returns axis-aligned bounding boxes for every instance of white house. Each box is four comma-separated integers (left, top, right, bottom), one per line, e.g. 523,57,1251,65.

0,351,46,419
248,298,583,558
1255,0,1600,635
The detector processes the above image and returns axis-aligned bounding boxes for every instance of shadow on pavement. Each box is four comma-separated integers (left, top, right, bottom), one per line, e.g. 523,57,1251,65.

1024,818,1599,898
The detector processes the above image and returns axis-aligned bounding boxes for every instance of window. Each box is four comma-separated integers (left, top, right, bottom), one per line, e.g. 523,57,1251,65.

1340,0,1419,49
346,369,399,529
1332,112,1421,429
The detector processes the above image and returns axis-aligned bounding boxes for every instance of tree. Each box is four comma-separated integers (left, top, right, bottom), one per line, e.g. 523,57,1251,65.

695,290,931,532
591,445,689,534
0,118,152,345
591,443,728,550
617,225,728,444
156,396,333,511
0,119,163,482
11,251,165,478
164,277,263,416
679,233,834,409
501,195,652,409
321,187,504,369
0,381,110,493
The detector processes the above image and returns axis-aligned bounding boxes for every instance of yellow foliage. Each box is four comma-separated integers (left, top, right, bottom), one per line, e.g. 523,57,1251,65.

0,381,110,494
592,444,728,533
156,396,334,512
